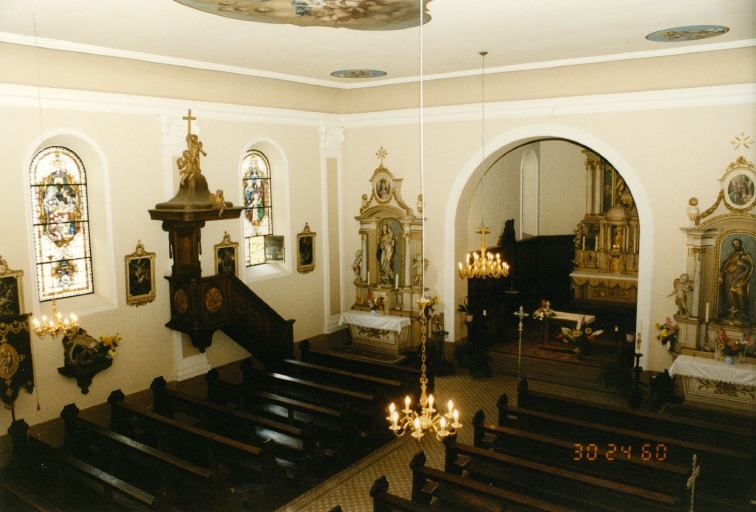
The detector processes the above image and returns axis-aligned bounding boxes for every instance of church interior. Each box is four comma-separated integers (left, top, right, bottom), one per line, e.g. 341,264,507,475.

0,1,754,511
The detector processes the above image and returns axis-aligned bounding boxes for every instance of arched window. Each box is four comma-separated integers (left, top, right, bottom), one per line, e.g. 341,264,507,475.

29,146,93,300
242,149,273,266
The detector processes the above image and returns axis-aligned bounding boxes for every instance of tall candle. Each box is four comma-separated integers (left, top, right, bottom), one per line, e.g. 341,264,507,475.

595,237,598,251
582,236,585,251
367,271,370,283
705,302,710,323
395,274,399,289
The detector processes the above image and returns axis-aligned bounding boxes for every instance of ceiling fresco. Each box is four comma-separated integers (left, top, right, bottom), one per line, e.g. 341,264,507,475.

173,0,432,30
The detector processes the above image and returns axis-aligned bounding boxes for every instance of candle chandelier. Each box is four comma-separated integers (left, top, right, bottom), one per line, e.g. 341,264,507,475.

387,298,461,440
458,51,510,280
386,1,460,441
32,296,78,339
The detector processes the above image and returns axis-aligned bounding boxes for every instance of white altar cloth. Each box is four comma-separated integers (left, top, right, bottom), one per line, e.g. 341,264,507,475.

338,311,410,333
552,311,595,325
669,355,756,387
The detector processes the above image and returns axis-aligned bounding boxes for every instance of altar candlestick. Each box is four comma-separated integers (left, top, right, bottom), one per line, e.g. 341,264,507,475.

367,271,370,284
705,302,709,323
395,274,399,289
595,237,598,251
582,236,585,251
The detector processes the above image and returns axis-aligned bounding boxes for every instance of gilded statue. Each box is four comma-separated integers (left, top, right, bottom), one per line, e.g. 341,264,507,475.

178,133,206,186
718,238,753,323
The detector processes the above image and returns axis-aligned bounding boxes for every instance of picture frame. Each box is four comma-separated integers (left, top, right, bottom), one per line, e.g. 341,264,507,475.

722,163,756,211
373,170,393,203
264,235,285,263
0,256,23,317
214,231,239,276
296,223,316,274
125,241,155,307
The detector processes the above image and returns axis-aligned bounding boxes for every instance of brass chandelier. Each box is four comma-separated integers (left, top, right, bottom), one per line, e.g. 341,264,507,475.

32,296,78,339
387,1,461,441
458,51,509,280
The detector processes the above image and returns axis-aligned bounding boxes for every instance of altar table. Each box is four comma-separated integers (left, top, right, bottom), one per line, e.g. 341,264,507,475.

668,354,756,412
541,311,596,343
338,311,411,355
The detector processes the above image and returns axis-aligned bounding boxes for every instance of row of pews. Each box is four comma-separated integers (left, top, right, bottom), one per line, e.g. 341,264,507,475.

0,343,426,511
370,379,754,512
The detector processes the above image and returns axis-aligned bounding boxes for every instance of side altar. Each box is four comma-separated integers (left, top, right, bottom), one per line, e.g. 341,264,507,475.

346,148,429,351
338,311,411,355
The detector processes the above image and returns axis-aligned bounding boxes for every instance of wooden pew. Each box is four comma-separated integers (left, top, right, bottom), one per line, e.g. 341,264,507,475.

370,475,432,512
299,340,432,396
107,389,284,482
496,393,752,510
517,380,754,452
441,436,685,512
150,376,320,463
410,451,579,512
239,361,384,425
60,402,236,512
0,469,65,512
205,369,362,457
273,358,410,401
7,419,170,512
471,410,689,507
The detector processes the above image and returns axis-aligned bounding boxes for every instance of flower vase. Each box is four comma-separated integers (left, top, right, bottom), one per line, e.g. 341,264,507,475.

370,309,376,316
724,355,734,365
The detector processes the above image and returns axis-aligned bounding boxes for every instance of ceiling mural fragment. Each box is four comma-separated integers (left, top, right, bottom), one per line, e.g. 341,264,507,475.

173,0,433,30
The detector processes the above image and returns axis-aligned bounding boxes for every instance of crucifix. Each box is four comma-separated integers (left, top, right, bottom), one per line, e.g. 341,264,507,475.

686,454,700,512
183,109,196,137
513,306,529,381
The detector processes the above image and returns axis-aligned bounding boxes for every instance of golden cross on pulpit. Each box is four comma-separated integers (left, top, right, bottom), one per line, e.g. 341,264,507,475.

183,109,197,136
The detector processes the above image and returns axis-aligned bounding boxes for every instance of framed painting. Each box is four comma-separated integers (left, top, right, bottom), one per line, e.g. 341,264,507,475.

722,163,756,211
264,235,285,263
125,241,155,307
0,256,23,317
297,223,316,274
214,231,239,276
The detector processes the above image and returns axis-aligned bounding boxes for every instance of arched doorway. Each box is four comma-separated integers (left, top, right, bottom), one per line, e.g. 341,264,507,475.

443,125,652,368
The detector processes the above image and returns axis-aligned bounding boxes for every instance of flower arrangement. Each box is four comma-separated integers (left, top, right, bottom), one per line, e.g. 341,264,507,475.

533,299,556,320
99,334,121,358
556,316,603,353
366,292,385,313
656,317,679,350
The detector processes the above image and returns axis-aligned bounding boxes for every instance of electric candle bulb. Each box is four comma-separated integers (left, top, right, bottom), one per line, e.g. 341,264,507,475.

453,409,459,424
33,318,40,327
404,395,411,411
428,395,434,411
391,411,398,427
440,417,447,430
414,418,421,432
447,400,454,415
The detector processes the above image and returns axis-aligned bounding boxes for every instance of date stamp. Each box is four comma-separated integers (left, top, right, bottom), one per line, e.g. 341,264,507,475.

573,443,668,462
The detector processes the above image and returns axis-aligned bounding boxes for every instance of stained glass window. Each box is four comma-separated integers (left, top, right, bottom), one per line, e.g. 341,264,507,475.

29,147,93,300
242,149,273,266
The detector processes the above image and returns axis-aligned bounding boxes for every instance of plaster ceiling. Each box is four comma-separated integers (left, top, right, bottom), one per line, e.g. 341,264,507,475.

0,0,753,88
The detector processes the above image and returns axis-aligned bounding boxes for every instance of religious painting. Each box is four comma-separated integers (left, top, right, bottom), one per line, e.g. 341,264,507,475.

214,231,239,276
0,313,34,409
715,231,755,325
0,256,23,318
264,235,285,263
374,170,393,203
296,223,316,274
723,166,755,211
172,0,432,31
125,241,155,307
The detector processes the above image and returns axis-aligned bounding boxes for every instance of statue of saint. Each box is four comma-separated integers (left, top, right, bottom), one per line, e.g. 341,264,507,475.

351,250,363,281
376,223,396,283
718,238,753,323
177,133,207,185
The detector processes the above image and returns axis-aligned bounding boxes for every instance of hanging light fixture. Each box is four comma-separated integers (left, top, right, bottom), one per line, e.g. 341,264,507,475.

458,51,509,280
31,294,78,339
386,0,460,441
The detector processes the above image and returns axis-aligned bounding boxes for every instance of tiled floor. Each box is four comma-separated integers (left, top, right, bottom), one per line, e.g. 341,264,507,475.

275,371,629,512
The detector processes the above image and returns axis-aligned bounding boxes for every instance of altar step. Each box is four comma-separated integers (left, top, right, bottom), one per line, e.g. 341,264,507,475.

487,345,611,393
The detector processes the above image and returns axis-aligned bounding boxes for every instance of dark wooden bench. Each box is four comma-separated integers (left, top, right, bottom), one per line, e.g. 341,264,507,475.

239,361,383,424
410,451,579,512
108,389,284,482
7,419,170,512
470,410,689,507
370,475,432,512
273,358,410,401
60,402,236,512
0,469,66,512
517,380,754,452
151,376,320,463
496,393,752,509
299,340,432,396
205,369,361,453
441,436,685,512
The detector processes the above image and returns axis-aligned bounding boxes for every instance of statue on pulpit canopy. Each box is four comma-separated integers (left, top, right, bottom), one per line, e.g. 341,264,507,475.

377,223,396,283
